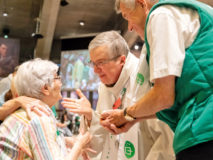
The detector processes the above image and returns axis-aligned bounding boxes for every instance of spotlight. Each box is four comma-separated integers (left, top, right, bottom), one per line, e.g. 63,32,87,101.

134,44,139,50
2,28,10,39
3,12,8,17
60,0,69,6
79,21,85,26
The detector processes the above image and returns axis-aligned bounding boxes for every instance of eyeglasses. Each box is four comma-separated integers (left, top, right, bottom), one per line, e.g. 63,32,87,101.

54,75,61,80
88,55,121,68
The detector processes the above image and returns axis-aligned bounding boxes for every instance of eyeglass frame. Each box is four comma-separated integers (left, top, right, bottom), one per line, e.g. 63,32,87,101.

88,55,121,68
54,75,61,80
46,75,61,87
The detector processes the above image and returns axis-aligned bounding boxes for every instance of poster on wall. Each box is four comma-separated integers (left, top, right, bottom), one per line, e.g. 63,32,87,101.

0,38,20,78
60,50,100,91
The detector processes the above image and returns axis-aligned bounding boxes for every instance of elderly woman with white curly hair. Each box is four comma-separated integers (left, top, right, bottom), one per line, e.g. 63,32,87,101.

0,58,91,160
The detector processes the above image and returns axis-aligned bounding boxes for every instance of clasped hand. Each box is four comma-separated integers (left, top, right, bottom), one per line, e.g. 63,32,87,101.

100,109,137,135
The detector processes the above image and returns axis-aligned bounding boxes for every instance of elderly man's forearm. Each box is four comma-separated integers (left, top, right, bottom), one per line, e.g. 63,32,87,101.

127,76,175,118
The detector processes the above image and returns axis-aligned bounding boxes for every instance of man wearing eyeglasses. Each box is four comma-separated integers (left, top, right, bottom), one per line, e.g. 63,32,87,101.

62,30,174,160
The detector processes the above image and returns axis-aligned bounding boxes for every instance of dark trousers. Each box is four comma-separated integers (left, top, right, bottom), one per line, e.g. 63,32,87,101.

176,140,213,160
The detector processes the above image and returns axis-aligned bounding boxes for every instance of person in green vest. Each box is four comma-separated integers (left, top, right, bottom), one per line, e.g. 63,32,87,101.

100,0,213,159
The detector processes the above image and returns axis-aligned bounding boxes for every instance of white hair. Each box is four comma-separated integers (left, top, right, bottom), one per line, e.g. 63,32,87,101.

14,58,58,99
115,0,158,13
115,0,135,13
88,30,129,58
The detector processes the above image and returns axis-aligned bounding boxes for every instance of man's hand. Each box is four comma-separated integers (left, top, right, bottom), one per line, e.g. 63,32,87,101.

62,89,92,121
100,109,128,128
108,118,142,134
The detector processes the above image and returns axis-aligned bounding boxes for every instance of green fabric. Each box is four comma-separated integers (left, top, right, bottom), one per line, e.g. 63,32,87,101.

51,106,60,136
144,0,213,154
51,105,57,118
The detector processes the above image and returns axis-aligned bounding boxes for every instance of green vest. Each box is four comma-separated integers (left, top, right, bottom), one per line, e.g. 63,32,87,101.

144,0,213,154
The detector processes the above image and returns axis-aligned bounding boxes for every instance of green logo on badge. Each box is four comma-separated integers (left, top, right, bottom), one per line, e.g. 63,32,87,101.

136,73,144,86
124,140,135,159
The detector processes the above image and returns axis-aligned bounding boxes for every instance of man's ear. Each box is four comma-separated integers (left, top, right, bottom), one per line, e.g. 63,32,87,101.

120,55,126,65
41,84,50,96
136,0,147,8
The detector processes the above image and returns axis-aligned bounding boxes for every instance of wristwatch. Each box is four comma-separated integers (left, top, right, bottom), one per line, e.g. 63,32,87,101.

123,107,136,122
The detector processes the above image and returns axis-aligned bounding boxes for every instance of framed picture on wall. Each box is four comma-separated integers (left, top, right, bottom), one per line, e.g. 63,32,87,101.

0,38,20,78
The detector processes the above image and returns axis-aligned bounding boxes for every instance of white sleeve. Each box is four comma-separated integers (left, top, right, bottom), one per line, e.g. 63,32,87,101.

78,110,106,159
144,119,175,160
81,85,109,159
147,10,186,82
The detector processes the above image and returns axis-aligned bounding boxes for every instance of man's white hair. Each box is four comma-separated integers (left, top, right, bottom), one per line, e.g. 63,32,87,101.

15,58,58,99
88,30,129,58
115,0,135,13
115,0,158,13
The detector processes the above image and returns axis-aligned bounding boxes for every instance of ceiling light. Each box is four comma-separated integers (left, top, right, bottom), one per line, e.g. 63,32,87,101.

134,44,139,50
60,0,69,6
79,21,85,26
3,12,8,17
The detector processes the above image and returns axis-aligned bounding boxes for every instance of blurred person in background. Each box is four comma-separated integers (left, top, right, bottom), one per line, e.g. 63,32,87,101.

57,110,73,137
0,43,7,60
0,73,13,106
0,66,19,106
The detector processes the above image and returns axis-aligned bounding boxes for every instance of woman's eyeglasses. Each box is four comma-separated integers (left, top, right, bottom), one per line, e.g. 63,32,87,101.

54,75,61,80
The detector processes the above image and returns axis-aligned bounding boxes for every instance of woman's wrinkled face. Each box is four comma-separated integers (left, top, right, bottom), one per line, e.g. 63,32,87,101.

49,74,62,102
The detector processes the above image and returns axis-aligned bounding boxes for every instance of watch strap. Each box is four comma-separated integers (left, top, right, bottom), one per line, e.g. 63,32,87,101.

124,107,136,121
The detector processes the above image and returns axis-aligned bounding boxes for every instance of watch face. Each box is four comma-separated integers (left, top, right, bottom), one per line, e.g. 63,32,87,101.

125,115,135,122
124,108,135,121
